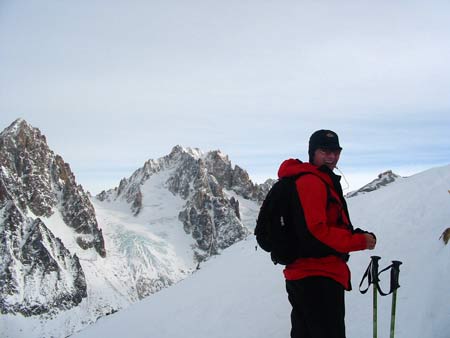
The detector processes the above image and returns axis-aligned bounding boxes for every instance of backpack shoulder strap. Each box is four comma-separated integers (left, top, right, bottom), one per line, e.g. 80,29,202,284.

289,172,332,207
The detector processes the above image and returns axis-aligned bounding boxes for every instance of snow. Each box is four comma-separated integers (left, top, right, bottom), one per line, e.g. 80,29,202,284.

346,164,450,338
223,188,260,229
73,237,291,338
136,168,195,263
42,209,99,261
94,167,197,273
2,164,449,338
70,165,450,338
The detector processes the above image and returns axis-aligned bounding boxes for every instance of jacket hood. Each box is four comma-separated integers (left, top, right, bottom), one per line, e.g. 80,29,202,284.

277,159,317,178
277,158,337,186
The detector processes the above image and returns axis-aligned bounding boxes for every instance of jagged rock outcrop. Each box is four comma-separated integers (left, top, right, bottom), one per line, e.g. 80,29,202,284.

0,119,104,316
97,145,266,261
257,178,277,198
0,184,87,316
346,170,402,198
0,119,105,256
204,150,267,201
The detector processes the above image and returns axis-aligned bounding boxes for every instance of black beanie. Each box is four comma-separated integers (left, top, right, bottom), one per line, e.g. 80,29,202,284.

308,129,342,163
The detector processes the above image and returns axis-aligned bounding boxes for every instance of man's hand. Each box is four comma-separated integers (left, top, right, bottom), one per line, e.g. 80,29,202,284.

364,233,376,250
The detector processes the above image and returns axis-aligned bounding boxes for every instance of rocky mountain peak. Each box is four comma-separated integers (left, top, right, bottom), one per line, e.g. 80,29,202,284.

1,118,39,138
0,119,106,316
99,145,268,212
96,146,271,262
168,145,203,161
346,170,402,198
1,118,50,168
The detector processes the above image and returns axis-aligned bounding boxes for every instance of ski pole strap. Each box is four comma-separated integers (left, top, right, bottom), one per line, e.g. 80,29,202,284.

376,264,394,296
359,256,381,294
360,258,403,296
378,260,403,296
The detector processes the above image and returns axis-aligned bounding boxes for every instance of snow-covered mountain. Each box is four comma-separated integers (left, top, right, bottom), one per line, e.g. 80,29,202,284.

96,145,266,264
0,119,104,317
90,144,267,301
0,119,264,338
346,170,402,198
71,164,450,338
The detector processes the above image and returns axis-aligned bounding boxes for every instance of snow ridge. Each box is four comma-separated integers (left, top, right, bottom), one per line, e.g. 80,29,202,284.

346,170,402,198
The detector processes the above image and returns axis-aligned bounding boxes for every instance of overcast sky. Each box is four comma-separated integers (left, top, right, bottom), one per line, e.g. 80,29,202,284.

1,1,449,194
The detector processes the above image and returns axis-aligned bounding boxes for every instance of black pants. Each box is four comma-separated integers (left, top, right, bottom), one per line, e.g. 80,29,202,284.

286,277,346,338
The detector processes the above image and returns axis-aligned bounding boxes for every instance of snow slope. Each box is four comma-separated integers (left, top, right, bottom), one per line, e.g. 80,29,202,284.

73,237,290,338
72,165,450,338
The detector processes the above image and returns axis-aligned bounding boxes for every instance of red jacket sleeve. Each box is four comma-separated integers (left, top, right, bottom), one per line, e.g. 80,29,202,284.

296,174,367,253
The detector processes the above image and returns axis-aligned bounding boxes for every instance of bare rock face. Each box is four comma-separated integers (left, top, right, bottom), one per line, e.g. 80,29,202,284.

205,151,267,202
98,146,268,262
0,120,57,217
0,119,105,256
0,119,105,316
0,182,86,316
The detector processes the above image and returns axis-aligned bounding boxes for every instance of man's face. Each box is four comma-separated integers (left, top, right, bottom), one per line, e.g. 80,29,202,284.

313,148,341,170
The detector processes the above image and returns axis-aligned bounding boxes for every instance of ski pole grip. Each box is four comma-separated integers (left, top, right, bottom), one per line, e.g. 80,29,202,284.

359,256,382,294
390,260,402,291
370,256,381,283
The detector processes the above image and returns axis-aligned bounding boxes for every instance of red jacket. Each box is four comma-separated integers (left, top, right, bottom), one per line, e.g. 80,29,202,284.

278,159,368,290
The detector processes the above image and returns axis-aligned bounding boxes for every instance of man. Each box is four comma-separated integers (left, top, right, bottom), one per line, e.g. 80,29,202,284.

278,129,376,338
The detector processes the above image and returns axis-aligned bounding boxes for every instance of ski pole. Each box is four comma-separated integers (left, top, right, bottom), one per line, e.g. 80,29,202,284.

370,256,381,338
389,261,402,338
359,256,381,338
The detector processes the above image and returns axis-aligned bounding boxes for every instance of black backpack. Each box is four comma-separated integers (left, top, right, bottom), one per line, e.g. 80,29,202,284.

254,172,340,265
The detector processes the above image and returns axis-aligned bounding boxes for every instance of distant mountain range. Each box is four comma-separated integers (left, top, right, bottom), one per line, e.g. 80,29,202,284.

0,118,405,338
0,119,269,337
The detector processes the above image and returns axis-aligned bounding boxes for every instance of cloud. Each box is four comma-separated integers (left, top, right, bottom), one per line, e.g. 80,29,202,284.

1,1,449,193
